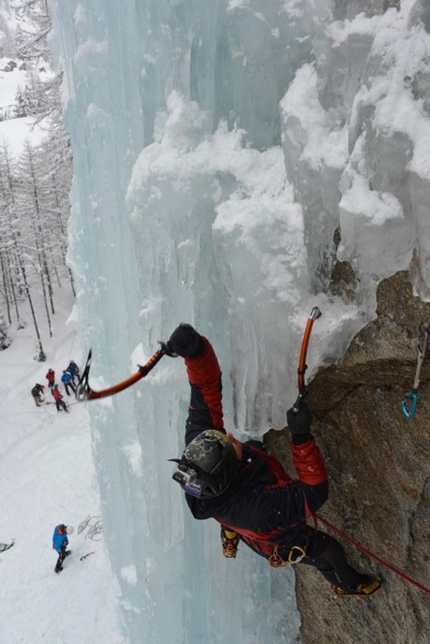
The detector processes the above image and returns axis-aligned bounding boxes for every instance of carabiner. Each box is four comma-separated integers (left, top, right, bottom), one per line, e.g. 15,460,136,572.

402,390,418,419
287,544,306,564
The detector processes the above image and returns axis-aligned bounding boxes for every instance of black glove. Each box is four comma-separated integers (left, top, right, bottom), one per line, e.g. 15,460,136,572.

286,402,313,435
166,323,204,358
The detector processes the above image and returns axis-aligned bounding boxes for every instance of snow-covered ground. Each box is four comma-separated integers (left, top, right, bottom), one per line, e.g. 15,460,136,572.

0,290,126,644
0,47,125,644
0,56,48,154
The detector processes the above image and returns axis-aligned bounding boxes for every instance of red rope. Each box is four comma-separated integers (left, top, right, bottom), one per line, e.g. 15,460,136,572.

314,513,430,596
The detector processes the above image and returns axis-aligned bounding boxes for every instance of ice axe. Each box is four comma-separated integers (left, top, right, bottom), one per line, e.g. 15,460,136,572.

292,306,322,413
75,344,167,402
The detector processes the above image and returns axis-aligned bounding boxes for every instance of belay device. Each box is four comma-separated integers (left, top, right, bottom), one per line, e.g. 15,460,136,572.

401,321,430,419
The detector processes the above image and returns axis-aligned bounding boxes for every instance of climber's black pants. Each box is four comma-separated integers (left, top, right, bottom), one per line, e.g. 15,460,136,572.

298,528,366,589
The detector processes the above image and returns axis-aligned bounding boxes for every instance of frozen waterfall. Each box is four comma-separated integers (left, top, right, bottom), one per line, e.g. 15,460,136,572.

48,0,430,642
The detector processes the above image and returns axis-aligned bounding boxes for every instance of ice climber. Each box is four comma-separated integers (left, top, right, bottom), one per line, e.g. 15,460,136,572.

52,524,73,573
166,324,381,598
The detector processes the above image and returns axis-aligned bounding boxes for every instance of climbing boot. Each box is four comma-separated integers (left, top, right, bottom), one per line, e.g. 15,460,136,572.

332,574,381,598
221,528,240,558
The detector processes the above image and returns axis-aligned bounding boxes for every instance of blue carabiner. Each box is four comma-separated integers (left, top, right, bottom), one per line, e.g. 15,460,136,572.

401,391,418,419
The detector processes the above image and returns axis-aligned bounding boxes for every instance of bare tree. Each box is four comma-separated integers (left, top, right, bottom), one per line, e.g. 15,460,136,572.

0,0,74,356
0,141,46,358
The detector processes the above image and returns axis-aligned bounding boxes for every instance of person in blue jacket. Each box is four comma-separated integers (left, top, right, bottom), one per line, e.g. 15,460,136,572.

52,524,73,573
61,370,76,396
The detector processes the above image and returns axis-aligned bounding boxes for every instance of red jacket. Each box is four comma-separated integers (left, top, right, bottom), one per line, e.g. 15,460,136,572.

184,338,328,559
52,388,62,402
46,371,55,385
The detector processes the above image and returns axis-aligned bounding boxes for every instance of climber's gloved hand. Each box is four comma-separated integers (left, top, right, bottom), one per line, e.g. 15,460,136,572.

286,402,313,435
165,323,205,358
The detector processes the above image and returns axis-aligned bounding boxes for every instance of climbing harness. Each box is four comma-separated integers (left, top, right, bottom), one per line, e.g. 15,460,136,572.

293,306,322,412
75,344,166,402
401,321,430,419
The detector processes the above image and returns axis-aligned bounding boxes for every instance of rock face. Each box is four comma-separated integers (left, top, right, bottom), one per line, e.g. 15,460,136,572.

266,271,430,643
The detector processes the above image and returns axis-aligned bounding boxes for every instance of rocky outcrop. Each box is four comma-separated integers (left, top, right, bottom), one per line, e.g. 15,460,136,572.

266,270,430,643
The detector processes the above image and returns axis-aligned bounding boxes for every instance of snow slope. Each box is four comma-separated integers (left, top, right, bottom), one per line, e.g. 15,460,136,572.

0,291,127,644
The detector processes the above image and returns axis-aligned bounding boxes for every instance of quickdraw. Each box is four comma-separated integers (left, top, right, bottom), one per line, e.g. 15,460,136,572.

292,306,322,412
401,321,430,419
75,345,166,402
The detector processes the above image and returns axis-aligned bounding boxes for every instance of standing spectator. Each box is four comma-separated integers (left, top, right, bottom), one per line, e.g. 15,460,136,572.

52,384,68,412
52,524,73,573
67,360,80,386
46,369,55,389
61,370,76,396
31,383,45,407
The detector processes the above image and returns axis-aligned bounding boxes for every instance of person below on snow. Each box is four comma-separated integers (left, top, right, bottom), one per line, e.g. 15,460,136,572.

66,360,80,386
46,368,55,389
166,324,381,598
31,383,45,407
52,524,73,573
61,370,76,396
52,384,68,412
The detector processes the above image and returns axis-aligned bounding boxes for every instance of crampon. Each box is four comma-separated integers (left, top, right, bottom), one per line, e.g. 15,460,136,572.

332,575,381,599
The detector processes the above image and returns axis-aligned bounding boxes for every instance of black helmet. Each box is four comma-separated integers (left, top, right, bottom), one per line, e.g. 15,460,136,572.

170,430,239,498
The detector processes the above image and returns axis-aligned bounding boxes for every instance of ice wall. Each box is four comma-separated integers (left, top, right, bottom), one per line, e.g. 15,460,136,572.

48,1,311,642
48,0,430,643
281,0,430,307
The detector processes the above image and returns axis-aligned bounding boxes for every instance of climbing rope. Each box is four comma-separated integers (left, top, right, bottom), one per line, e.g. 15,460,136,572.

402,321,430,419
314,513,430,596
